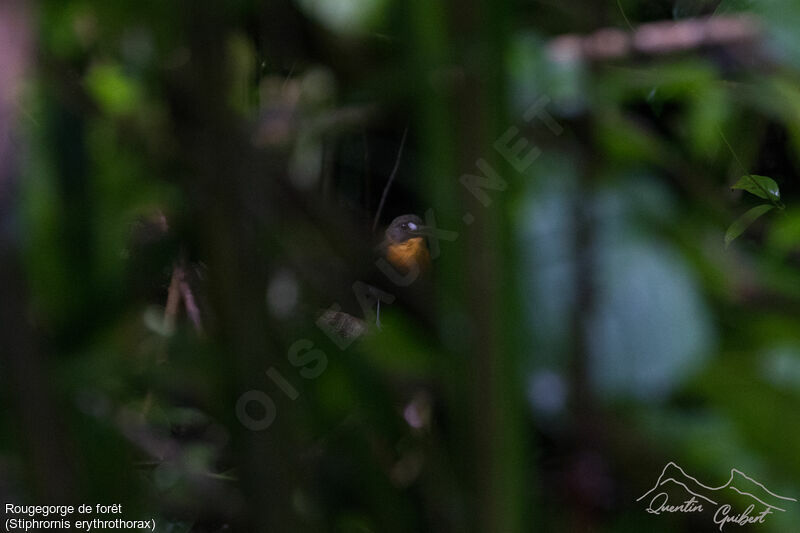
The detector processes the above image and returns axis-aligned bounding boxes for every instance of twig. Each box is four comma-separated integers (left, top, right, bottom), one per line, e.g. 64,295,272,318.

616,0,634,32
163,264,183,334
717,126,749,176
372,126,409,234
180,277,204,334
163,262,204,336
281,61,296,90
547,14,761,62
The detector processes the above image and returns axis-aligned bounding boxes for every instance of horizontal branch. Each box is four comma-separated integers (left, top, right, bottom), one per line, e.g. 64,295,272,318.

547,14,761,62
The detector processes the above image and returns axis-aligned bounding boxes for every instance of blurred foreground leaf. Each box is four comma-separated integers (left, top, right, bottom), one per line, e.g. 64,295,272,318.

725,204,774,248
85,63,143,116
768,210,800,256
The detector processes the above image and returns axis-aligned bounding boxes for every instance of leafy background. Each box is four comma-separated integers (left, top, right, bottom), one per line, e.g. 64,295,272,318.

3,0,800,531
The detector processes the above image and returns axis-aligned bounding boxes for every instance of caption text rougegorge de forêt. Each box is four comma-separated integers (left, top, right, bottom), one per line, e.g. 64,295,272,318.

4,503,155,531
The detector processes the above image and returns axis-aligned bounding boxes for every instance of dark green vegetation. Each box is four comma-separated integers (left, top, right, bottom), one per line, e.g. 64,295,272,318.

3,0,800,531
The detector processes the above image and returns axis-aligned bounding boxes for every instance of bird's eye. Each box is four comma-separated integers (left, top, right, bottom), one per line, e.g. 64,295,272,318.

401,223,409,230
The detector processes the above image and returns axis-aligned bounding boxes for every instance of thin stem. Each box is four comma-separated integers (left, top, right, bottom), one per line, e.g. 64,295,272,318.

372,126,409,234
718,126,748,175
616,0,634,31
180,278,204,335
718,126,783,208
163,264,182,334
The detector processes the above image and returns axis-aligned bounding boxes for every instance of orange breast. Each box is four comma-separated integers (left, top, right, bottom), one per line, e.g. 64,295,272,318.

385,237,431,275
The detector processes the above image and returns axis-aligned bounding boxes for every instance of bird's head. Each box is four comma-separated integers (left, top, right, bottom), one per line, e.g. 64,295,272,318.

384,214,428,244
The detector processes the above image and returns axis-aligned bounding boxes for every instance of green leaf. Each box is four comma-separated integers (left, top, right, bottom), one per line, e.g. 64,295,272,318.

732,175,781,203
725,204,774,248
85,63,143,116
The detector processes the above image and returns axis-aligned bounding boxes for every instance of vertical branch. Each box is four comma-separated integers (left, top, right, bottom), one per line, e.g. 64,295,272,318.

570,187,594,419
0,0,78,502
171,1,309,530
453,5,524,529
571,116,597,425
407,0,525,530
566,116,600,532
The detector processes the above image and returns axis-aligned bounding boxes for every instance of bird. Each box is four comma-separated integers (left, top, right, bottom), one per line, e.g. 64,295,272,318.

317,214,433,338
371,214,433,328
379,214,432,279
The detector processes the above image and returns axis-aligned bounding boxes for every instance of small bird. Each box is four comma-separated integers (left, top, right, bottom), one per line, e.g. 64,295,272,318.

370,214,434,328
317,214,433,337
379,214,432,277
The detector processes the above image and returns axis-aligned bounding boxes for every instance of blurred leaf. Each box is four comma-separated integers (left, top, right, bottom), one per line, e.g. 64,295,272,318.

595,110,662,164
314,364,359,421
768,210,800,256
725,204,774,248
732,174,780,202
40,3,92,59
687,85,727,157
696,354,800,474
296,0,388,35
761,77,800,157
761,344,800,392
597,61,716,107
523,174,714,400
357,310,435,377
85,63,143,116
227,32,257,114
183,444,215,474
